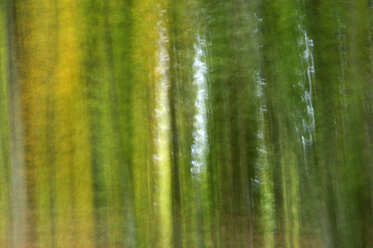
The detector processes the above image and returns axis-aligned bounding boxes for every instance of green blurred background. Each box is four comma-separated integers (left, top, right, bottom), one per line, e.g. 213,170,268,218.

0,0,372,247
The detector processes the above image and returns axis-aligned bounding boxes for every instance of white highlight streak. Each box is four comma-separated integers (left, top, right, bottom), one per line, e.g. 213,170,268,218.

191,34,208,176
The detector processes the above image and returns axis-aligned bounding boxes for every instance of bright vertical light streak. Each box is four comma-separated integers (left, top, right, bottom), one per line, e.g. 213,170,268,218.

153,5,172,247
297,18,316,151
254,13,275,248
191,34,208,177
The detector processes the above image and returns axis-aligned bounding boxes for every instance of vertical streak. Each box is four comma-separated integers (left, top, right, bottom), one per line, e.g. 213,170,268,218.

131,0,158,246
153,6,172,247
298,21,315,151
106,1,136,246
254,12,274,248
190,31,212,247
191,34,208,177
5,0,28,246
0,1,11,247
15,1,57,247
54,0,94,246
9,56,27,248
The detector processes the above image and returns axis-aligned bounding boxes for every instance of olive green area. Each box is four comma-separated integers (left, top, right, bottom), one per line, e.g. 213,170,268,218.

0,0,372,247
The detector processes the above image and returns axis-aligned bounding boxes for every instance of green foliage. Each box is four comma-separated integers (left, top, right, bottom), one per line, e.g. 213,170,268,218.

0,0,372,247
